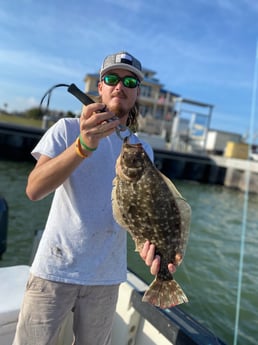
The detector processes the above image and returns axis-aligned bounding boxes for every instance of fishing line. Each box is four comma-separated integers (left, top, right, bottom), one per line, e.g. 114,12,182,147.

233,41,258,345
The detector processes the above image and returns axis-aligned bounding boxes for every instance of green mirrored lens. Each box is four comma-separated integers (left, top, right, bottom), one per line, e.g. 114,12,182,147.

103,74,139,88
104,75,119,85
123,77,138,88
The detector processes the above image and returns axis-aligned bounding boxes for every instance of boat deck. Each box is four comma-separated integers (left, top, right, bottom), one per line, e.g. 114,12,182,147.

0,265,226,345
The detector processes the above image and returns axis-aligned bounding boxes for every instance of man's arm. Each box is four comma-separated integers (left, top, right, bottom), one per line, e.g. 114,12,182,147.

26,147,85,200
26,103,120,201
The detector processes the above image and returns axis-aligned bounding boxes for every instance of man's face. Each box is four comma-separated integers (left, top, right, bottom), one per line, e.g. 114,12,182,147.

98,69,140,124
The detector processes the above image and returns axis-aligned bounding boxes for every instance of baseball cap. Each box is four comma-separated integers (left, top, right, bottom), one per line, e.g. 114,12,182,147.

100,51,144,82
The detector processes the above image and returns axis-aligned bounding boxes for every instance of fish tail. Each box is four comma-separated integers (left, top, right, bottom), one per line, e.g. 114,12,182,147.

142,278,188,309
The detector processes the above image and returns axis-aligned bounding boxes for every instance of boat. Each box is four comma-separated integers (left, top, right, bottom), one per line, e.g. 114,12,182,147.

0,231,226,345
0,264,226,345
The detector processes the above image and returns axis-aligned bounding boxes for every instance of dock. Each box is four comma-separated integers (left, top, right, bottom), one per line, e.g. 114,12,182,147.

0,122,44,161
150,148,258,194
1,122,257,194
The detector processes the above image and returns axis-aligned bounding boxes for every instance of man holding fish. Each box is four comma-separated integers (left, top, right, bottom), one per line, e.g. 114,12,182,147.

13,52,180,345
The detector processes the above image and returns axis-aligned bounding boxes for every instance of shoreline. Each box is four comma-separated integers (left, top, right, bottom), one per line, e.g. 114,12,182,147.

1,121,258,194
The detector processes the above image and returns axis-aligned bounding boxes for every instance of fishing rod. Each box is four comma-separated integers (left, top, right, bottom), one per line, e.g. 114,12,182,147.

39,83,132,140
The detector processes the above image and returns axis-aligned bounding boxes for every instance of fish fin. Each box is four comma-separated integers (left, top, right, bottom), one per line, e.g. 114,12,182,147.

142,278,188,309
159,171,183,197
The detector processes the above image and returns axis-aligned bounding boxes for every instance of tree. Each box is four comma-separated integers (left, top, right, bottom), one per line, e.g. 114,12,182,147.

66,111,77,118
25,107,43,120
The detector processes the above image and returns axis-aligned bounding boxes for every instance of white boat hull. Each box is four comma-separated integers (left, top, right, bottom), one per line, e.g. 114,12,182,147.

0,265,226,345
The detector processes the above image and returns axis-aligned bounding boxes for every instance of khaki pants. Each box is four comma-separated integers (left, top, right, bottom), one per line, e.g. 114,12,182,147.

12,274,119,345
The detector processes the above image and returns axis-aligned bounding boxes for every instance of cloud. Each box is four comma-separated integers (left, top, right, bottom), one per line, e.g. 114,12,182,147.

103,0,142,11
0,48,85,80
12,96,39,111
217,0,258,13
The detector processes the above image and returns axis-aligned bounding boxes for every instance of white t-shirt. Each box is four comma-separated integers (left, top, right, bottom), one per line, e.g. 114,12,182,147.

30,118,153,285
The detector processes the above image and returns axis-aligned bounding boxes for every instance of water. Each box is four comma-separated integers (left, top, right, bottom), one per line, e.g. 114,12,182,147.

0,160,257,345
0,161,53,265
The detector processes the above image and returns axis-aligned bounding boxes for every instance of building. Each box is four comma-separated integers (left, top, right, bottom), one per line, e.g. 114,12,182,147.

84,67,214,152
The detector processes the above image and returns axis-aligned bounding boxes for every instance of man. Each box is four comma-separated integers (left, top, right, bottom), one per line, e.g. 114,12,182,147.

13,51,175,345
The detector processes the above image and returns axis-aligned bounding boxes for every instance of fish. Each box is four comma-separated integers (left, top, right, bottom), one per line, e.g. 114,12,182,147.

112,138,191,309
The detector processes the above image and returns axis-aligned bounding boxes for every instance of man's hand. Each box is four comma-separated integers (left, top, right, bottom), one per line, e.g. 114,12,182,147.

140,241,176,276
80,103,120,150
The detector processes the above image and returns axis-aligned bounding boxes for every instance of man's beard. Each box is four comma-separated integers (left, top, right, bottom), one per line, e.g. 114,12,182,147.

109,103,128,120
108,90,133,119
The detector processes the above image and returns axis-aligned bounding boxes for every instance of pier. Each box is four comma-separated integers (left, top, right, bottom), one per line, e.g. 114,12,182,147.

0,122,257,194
150,148,258,194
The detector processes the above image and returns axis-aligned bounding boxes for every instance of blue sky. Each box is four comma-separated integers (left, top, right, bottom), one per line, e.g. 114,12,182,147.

0,0,258,139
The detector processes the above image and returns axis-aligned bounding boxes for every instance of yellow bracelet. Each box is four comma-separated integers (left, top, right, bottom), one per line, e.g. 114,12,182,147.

75,137,89,159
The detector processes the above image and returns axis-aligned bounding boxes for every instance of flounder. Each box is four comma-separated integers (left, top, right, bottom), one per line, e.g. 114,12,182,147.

112,138,191,309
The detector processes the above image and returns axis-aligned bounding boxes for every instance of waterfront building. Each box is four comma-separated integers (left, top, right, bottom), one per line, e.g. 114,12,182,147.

84,67,213,152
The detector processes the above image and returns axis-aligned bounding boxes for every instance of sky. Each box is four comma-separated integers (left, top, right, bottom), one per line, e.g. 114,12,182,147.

0,0,258,140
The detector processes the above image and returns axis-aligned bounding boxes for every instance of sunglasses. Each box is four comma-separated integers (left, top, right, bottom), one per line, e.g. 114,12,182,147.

102,74,140,88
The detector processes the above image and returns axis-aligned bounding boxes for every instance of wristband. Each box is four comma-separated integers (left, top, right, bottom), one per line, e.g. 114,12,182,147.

75,137,89,159
79,134,97,152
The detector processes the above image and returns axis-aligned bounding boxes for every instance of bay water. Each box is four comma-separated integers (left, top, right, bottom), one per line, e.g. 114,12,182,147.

0,159,257,345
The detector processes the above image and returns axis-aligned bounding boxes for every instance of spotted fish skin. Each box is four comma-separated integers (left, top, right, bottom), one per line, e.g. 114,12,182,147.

112,139,191,309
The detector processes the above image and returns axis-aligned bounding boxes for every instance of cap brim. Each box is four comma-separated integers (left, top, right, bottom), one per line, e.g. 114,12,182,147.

100,63,144,81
